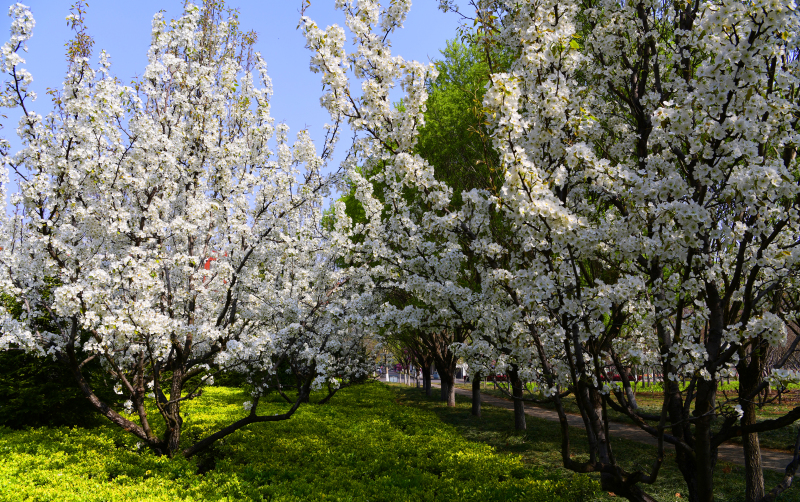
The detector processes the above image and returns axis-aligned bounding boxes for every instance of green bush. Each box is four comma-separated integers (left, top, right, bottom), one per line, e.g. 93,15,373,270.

0,383,601,501
0,349,117,429
0,291,118,429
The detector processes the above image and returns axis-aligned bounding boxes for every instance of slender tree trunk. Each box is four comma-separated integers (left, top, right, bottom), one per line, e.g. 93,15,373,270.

664,375,699,502
472,373,481,417
509,366,526,430
739,351,766,502
694,379,718,502
742,407,765,502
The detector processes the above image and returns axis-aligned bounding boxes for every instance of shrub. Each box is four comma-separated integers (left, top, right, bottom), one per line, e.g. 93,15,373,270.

0,349,118,429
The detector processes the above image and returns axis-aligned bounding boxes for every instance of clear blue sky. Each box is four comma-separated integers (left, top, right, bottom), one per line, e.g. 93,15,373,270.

3,0,465,201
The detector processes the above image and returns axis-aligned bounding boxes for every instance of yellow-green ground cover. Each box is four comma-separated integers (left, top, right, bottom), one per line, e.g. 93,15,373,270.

0,383,599,501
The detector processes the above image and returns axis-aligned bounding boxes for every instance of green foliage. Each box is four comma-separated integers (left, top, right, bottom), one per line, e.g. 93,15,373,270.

327,36,513,232
415,39,515,206
0,350,113,429
0,384,600,501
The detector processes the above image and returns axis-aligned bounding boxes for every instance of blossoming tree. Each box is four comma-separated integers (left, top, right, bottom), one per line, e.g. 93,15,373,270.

0,1,373,458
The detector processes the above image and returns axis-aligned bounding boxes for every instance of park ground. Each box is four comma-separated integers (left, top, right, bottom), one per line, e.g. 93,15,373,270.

1,382,799,501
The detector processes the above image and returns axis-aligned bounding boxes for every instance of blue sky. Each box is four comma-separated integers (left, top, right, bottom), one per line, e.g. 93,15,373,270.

3,0,464,201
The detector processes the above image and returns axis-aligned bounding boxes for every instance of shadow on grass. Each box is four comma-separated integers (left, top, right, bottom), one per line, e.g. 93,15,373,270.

455,383,800,452
391,385,800,502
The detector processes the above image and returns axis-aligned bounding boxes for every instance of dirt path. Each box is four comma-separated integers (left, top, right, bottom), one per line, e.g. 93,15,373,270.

433,383,793,472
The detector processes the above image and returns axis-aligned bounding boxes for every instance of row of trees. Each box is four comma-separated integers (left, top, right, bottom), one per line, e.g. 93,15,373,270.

1,1,799,502
302,0,800,501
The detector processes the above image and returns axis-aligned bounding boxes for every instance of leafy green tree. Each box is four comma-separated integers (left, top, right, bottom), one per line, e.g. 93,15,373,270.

416,39,507,204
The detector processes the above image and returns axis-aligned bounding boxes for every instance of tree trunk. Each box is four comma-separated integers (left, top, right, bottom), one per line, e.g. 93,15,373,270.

472,373,481,417
509,367,526,430
739,349,766,502
624,375,639,411
164,367,185,457
440,371,456,407
431,351,457,407
664,374,699,502
742,413,765,502
694,378,718,502
422,364,432,397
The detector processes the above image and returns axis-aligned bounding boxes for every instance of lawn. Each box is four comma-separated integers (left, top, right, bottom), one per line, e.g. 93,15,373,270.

399,385,800,501
0,383,598,501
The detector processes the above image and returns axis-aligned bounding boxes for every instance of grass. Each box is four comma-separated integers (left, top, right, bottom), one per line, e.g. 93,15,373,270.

396,385,800,501
0,383,599,501
455,381,800,452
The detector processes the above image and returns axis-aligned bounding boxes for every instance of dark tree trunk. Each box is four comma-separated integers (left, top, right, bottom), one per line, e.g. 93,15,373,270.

665,374,699,502
692,286,726,502
164,367,185,457
742,408,765,502
509,367,526,430
422,364,432,397
471,373,481,417
431,349,458,407
439,371,456,406
739,347,767,502
623,368,639,411
651,265,700,502
693,378,718,502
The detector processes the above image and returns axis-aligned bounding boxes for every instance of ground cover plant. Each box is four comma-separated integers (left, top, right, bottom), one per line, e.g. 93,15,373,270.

0,383,600,502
